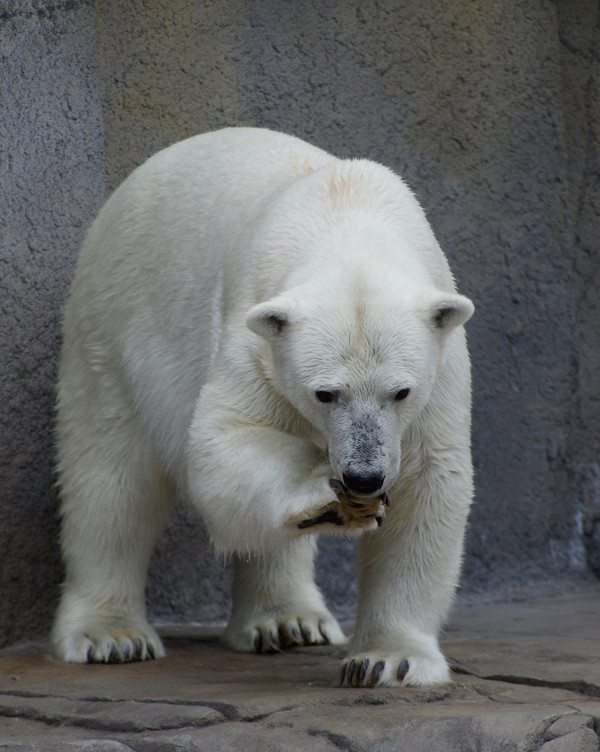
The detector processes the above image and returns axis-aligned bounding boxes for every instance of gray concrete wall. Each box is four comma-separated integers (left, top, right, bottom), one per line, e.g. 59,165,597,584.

1,0,107,645
558,2,600,575
2,0,599,646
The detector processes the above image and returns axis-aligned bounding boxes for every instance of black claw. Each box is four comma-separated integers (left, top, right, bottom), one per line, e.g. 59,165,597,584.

299,623,311,643
106,645,117,663
380,491,390,507
318,622,330,645
253,632,263,653
370,660,385,686
347,659,357,685
267,629,280,652
397,659,410,683
376,515,383,527
298,508,344,529
122,641,134,662
358,659,369,685
86,644,94,663
329,478,346,495
290,624,303,645
325,509,345,526
147,642,156,660
134,638,144,660
340,663,347,685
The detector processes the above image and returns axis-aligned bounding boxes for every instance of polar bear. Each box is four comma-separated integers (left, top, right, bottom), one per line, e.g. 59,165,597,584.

52,127,474,688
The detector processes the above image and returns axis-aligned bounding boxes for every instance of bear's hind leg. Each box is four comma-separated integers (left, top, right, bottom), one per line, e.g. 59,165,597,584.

223,538,347,653
52,379,172,663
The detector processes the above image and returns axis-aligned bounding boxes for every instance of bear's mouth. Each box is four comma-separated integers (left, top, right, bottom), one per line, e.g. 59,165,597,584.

331,477,391,506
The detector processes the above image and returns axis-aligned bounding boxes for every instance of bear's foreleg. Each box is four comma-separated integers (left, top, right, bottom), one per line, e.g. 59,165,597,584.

187,391,382,553
52,378,173,663
340,445,472,688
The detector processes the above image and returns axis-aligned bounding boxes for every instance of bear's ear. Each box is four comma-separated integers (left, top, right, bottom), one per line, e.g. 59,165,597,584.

429,293,474,330
246,297,293,338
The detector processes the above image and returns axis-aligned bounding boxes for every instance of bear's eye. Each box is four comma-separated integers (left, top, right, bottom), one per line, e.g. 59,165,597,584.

315,390,335,403
395,388,410,401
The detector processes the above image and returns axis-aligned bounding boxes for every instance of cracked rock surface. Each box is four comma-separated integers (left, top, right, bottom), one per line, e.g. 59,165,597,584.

2,590,600,751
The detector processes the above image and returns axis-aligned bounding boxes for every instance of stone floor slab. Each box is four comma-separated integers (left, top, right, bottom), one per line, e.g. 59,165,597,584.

1,587,600,751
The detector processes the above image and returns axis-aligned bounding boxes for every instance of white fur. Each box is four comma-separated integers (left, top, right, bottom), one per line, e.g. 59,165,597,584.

52,127,474,687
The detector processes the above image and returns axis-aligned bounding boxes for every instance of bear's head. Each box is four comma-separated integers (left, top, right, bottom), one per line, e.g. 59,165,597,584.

246,270,473,498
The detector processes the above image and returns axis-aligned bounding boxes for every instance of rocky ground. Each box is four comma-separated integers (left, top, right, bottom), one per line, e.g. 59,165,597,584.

2,588,600,751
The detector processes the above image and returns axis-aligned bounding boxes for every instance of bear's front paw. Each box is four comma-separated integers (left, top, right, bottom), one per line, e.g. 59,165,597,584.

223,611,347,653
53,617,165,664
297,479,388,533
330,478,389,528
339,650,450,688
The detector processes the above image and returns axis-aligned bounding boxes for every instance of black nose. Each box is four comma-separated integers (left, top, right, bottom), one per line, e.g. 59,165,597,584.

342,472,385,495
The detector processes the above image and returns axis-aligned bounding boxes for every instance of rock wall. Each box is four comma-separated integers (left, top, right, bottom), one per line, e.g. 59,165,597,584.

1,0,107,645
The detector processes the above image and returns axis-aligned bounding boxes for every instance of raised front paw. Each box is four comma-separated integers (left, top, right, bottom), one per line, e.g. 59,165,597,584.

339,650,450,688
297,479,388,533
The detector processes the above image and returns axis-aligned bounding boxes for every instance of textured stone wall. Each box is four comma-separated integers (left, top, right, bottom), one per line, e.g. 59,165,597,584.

1,0,107,645
558,2,600,576
2,0,599,646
